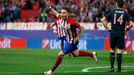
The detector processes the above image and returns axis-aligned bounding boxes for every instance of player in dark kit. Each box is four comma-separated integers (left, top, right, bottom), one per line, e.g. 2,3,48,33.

101,0,133,72
44,6,98,75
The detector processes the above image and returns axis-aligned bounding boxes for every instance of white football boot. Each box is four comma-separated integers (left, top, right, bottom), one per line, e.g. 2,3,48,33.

44,70,52,75
92,52,98,63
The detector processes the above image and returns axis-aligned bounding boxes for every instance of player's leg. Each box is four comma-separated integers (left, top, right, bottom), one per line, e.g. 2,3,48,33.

109,35,116,72
60,37,73,57
124,31,129,54
51,51,65,72
44,51,65,75
109,48,115,72
61,40,72,57
62,41,97,60
71,50,98,62
116,36,124,72
45,41,75,75
124,45,127,54
116,48,123,72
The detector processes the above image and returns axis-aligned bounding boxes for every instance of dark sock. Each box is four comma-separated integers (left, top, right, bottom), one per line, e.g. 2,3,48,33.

78,50,93,57
117,53,122,72
51,55,63,72
110,52,115,69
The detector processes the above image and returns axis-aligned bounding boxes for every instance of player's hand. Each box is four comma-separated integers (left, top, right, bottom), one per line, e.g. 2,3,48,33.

46,1,51,8
74,38,79,44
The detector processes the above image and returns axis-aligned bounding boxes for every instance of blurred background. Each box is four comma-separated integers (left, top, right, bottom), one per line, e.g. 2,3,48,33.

0,0,134,51
0,0,134,22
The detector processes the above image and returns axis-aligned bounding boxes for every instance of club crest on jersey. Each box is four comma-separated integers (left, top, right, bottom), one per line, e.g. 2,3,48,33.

56,19,70,29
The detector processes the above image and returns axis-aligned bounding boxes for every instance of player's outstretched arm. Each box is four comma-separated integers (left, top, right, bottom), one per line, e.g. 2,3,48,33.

101,17,111,31
46,2,59,17
50,6,59,17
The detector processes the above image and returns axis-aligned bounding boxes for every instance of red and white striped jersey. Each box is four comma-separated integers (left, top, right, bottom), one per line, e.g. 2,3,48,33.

51,15,81,44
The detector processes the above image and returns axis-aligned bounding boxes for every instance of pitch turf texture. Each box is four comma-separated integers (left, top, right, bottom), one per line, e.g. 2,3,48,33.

0,49,134,75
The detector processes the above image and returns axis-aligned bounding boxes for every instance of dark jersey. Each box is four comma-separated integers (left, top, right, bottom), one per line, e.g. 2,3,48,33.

105,8,131,35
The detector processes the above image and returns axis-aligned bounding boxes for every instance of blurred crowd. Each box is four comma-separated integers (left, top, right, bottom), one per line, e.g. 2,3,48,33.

0,0,134,22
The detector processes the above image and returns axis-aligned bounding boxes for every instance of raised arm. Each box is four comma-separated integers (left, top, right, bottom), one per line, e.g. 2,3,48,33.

46,2,59,17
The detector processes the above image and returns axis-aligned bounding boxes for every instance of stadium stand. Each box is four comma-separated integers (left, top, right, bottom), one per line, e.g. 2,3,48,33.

0,0,134,22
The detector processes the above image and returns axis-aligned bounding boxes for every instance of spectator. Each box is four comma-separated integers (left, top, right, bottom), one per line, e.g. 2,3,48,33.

0,0,134,22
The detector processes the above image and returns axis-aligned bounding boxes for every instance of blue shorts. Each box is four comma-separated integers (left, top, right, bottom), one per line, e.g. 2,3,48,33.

62,41,78,54
57,36,66,42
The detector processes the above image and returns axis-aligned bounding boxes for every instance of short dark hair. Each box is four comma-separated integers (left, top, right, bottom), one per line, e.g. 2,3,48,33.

116,0,124,8
62,7,71,13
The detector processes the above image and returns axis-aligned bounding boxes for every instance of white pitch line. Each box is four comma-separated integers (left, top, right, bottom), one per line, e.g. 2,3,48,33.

81,65,134,72
1,66,134,74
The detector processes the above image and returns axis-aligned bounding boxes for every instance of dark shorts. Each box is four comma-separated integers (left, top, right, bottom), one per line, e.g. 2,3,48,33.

110,34,124,49
62,41,78,54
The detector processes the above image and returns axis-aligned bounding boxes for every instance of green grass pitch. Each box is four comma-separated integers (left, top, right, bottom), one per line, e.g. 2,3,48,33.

0,48,134,75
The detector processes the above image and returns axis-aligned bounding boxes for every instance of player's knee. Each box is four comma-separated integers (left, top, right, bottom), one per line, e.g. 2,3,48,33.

71,51,79,57
58,53,63,56
72,54,78,57
110,48,115,53
58,51,65,56
72,53,79,57
117,48,123,54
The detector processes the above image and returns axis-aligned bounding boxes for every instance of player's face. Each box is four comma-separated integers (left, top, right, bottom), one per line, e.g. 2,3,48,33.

61,9,69,20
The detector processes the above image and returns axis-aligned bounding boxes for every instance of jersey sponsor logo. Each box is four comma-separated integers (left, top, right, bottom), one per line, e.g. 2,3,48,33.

56,19,68,37
56,19,74,43
56,19,70,29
